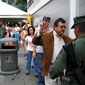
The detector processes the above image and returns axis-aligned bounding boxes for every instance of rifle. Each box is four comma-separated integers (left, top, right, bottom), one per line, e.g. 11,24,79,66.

63,42,85,85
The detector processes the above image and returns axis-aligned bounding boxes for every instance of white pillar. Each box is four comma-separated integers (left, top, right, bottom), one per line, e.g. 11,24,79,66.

69,0,77,38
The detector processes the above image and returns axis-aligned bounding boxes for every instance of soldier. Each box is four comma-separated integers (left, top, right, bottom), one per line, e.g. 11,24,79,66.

0,21,6,38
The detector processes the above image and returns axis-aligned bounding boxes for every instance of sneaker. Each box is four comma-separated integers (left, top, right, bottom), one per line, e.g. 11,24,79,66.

26,73,30,75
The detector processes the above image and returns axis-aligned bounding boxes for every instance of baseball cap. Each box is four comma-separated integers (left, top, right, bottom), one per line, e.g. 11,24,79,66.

71,15,85,29
43,15,51,20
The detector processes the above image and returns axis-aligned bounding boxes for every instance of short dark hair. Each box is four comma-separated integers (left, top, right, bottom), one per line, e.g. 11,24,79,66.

75,22,85,33
54,18,66,26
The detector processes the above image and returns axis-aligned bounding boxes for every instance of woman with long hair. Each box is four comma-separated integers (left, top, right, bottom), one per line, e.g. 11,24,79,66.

24,26,37,76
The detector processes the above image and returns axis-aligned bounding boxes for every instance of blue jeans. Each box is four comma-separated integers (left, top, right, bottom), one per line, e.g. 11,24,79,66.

26,51,32,73
36,53,45,85
33,57,38,76
14,33,20,40
24,49,27,59
31,57,34,67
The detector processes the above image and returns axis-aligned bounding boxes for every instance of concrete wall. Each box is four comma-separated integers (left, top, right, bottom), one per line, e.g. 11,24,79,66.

28,0,85,36
32,0,70,34
69,0,85,38
78,0,85,16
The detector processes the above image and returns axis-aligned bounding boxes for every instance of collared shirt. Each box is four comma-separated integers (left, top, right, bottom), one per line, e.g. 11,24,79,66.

51,31,65,63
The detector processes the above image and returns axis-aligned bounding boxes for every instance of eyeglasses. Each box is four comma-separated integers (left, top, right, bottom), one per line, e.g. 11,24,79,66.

58,26,66,28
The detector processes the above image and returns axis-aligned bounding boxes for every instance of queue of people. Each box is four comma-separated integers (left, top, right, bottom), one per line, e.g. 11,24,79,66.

0,15,85,85
0,20,38,78
32,15,85,85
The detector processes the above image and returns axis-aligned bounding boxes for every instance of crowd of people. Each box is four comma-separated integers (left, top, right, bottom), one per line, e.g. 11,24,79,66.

0,14,85,85
32,15,85,85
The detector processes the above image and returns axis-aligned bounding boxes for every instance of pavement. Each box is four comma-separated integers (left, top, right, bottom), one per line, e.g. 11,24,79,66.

0,46,38,85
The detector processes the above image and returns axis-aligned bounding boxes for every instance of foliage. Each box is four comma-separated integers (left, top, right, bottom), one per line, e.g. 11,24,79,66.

2,0,27,12
15,0,27,5
2,0,6,2
8,0,14,5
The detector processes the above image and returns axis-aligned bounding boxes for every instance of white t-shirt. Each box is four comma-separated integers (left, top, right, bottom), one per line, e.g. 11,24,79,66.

14,27,20,34
25,36,34,51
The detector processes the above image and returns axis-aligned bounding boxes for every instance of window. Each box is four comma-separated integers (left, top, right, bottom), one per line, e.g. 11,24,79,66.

27,0,34,8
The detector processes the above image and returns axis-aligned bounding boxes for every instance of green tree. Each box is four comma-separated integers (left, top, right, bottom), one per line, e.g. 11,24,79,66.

15,0,27,12
2,0,6,2
2,0,27,12
8,0,14,5
15,0,27,5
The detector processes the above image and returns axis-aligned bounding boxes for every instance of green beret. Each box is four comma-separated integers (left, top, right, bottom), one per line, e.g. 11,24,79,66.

71,15,85,29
